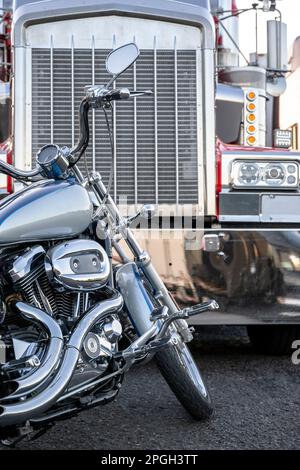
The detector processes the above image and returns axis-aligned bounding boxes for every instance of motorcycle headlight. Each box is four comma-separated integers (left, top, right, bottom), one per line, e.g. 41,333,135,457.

231,161,299,189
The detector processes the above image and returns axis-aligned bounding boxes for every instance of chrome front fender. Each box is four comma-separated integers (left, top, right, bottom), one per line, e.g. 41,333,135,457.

115,262,154,335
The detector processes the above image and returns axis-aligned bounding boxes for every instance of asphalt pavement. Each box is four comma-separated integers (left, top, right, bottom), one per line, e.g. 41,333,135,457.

2,326,300,450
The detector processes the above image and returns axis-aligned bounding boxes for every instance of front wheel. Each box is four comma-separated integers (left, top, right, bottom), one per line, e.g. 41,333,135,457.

155,338,213,420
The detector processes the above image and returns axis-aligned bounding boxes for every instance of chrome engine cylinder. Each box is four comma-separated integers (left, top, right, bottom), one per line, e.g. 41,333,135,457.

0,302,64,400
0,292,123,426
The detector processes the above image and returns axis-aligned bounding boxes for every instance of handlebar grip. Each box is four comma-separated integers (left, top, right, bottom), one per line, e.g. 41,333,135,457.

104,88,131,101
130,90,153,97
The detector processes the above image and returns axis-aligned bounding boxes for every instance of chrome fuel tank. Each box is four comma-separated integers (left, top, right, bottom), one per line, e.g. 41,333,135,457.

0,180,93,245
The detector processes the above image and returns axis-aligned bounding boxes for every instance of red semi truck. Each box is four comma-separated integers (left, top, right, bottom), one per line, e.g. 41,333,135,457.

1,0,300,354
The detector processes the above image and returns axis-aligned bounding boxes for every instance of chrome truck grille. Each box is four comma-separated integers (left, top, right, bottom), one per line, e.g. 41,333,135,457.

31,45,198,206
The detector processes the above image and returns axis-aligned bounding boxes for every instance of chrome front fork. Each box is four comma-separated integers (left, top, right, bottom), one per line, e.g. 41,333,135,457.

74,167,193,342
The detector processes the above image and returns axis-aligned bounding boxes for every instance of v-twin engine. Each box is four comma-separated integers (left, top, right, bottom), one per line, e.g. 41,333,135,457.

0,241,124,427
0,292,123,426
7,240,111,319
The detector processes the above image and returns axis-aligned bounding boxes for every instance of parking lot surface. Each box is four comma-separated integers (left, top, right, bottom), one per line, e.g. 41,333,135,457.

3,327,300,450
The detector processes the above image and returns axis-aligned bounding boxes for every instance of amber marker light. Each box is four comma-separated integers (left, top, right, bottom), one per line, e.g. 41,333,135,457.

247,135,256,145
247,102,256,112
247,125,256,134
247,113,256,123
247,91,256,101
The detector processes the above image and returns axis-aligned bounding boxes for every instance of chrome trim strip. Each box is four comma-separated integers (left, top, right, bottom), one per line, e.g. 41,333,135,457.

113,35,117,201
92,34,96,170
50,34,54,144
174,36,179,206
25,46,32,169
71,34,75,148
154,35,158,205
202,48,216,215
133,36,138,205
196,46,204,214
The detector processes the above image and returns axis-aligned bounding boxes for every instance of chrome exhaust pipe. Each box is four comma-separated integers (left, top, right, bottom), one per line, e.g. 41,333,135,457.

0,292,123,426
0,302,63,401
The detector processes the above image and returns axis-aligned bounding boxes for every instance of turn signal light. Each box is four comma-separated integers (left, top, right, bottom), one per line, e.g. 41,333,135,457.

247,125,256,134
247,136,256,146
247,102,256,112
247,91,256,101
247,113,256,123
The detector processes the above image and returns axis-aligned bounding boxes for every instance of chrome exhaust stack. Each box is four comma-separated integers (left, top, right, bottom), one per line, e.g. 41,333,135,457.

0,302,64,401
0,293,123,426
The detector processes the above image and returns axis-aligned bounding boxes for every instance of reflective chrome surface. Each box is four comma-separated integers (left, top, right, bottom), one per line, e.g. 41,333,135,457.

0,293,123,426
0,180,93,245
9,245,45,282
106,42,140,77
137,230,300,325
2,302,64,400
103,317,123,343
45,239,110,291
116,262,154,335
140,204,156,219
36,144,69,180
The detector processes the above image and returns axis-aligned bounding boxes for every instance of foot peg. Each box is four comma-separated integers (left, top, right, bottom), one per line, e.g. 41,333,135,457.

119,299,219,363
161,299,219,323
182,299,219,318
150,300,219,323
153,300,219,342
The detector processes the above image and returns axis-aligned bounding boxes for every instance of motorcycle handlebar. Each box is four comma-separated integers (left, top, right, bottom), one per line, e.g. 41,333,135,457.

71,88,152,164
105,89,153,100
103,88,131,101
94,88,153,104
0,160,41,181
0,87,153,179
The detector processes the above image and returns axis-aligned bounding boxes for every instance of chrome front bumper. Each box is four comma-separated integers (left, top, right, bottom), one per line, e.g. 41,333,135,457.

136,229,300,325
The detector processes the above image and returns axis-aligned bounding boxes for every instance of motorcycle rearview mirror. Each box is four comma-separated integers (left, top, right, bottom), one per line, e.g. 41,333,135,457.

125,204,156,228
140,204,156,220
106,43,140,87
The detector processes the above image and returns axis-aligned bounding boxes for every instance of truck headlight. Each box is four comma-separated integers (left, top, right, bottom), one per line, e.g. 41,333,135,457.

239,163,260,185
232,161,299,189
264,163,285,186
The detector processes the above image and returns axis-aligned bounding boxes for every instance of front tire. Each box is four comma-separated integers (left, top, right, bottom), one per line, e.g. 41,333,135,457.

155,339,213,420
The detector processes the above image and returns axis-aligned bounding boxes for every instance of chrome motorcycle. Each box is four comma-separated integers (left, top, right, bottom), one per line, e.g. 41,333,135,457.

0,43,218,445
